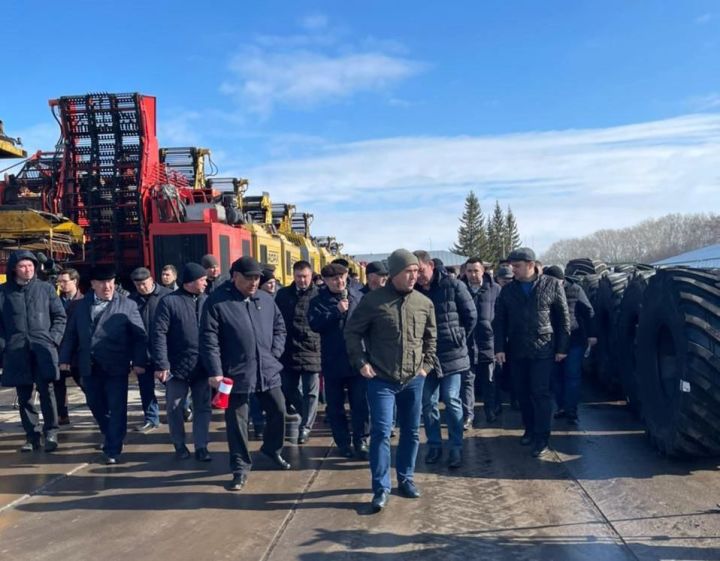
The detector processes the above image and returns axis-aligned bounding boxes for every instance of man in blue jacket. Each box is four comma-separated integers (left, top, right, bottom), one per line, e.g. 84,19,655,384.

59,265,147,464
201,256,289,491
0,250,66,452
152,262,212,461
308,262,369,459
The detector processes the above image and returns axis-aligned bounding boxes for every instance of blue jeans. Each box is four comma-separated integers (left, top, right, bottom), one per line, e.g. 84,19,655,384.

367,375,425,493
422,371,464,451
84,374,129,457
552,344,584,415
137,370,160,426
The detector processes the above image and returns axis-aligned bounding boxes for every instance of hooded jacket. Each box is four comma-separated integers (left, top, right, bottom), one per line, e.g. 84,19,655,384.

0,250,67,386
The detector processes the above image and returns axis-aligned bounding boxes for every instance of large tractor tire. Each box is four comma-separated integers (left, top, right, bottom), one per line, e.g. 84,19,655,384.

594,272,632,394
616,268,656,417
566,258,609,277
635,267,720,457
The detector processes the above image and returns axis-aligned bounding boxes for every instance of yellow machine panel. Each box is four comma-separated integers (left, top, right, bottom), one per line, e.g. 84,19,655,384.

245,223,284,280
277,233,302,285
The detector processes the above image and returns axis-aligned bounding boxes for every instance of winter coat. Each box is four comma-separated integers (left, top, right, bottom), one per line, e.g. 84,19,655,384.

564,280,596,348
206,272,230,294
307,285,363,378
493,275,571,360
200,283,286,394
465,273,502,364
275,282,322,373
129,283,172,369
416,266,477,375
59,291,147,377
0,250,67,386
345,283,437,384
151,288,207,381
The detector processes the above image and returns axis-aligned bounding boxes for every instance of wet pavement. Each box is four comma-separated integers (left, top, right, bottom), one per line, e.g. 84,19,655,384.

1,383,719,561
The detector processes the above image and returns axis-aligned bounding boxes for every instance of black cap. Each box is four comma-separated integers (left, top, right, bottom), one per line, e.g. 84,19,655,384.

130,267,151,282
496,265,514,279
331,258,350,268
260,267,276,286
507,247,536,262
321,263,347,278
365,261,388,276
544,265,564,280
182,262,207,284
230,256,262,276
90,265,116,281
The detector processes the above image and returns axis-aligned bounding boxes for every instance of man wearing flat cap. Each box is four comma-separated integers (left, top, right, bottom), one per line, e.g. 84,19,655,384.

152,263,213,461
493,247,570,458
59,265,147,464
200,256,289,491
345,249,437,512
361,261,388,294
129,267,171,433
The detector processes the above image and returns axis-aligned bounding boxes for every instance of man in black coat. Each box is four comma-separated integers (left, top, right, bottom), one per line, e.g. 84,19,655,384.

201,256,289,491
463,258,502,427
414,251,477,468
308,263,369,459
202,254,230,294
544,266,596,424
129,267,171,432
0,250,66,452
494,248,571,457
152,263,212,461
54,267,84,425
275,260,321,444
59,265,147,464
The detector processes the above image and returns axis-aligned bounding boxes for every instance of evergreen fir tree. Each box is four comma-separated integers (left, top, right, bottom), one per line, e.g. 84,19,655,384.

486,201,506,263
503,207,522,254
451,191,488,257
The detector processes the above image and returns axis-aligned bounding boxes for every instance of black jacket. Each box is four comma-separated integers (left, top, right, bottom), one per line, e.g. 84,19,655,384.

206,272,230,294
0,250,67,386
564,280,596,348
200,282,286,393
465,273,502,364
307,285,363,378
59,291,147,377
493,275,571,360
416,267,477,375
151,288,207,381
130,283,172,368
275,282,322,373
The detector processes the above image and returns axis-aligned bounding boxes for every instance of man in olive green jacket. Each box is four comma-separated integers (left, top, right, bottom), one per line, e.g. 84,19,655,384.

345,248,437,512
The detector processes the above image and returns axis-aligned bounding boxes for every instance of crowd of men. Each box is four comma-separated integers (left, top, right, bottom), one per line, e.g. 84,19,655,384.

0,244,597,511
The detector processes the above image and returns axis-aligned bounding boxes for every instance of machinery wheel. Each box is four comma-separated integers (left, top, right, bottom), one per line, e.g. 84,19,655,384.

594,272,631,394
616,268,656,417
635,267,720,457
566,258,609,277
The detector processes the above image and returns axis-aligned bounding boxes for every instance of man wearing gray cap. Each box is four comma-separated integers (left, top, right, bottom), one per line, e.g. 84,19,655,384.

345,249,437,512
361,261,389,294
129,267,171,432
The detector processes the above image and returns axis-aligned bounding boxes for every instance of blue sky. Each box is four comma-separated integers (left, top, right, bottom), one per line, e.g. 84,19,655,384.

2,1,720,255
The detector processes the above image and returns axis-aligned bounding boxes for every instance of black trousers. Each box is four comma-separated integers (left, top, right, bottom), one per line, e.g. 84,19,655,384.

510,357,554,442
225,386,286,476
53,367,83,418
324,375,369,450
83,373,129,457
16,381,59,441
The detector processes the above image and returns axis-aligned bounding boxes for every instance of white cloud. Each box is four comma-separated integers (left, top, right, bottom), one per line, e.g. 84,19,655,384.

689,93,720,110
242,114,720,255
220,20,425,116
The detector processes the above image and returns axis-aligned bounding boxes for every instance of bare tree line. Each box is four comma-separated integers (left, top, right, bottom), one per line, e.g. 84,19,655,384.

542,213,720,265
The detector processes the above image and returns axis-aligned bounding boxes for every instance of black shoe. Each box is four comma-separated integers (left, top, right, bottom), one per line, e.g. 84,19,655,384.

134,421,159,433
20,439,40,452
298,427,311,445
260,448,291,470
338,446,355,458
371,489,390,512
553,410,566,420
531,442,550,458
44,434,58,452
104,455,118,465
520,432,533,446
354,442,369,460
566,412,579,425
174,444,191,460
486,412,497,424
227,473,247,491
58,416,71,426
425,447,442,464
183,408,193,422
448,449,463,469
463,419,472,431
195,447,212,462
398,479,421,498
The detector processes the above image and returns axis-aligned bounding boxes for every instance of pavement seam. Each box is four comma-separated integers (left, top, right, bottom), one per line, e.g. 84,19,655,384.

0,462,89,515
258,443,334,561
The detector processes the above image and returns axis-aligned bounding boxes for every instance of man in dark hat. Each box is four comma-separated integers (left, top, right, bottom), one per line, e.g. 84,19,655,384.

493,247,570,458
0,250,66,452
259,266,277,297
495,264,514,287
308,262,369,459
361,261,389,294
201,255,289,491
129,267,171,432
59,265,147,464
202,254,230,293
152,263,213,461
